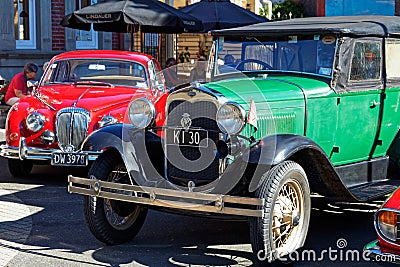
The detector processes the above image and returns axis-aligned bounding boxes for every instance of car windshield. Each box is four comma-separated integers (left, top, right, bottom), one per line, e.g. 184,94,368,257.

41,59,149,88
212,34,337,77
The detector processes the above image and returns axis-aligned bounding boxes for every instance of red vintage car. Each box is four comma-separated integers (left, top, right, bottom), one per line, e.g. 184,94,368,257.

0,50,168,178
364,187,400,263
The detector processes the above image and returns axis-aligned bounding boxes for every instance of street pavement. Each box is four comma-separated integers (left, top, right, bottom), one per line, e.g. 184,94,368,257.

0,129,396,266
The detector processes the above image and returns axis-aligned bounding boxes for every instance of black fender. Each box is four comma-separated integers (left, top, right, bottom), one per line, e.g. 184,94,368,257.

243,134,357,201
244,134,325,166
82,124,164,175
81,124,124,155
83,124,170,188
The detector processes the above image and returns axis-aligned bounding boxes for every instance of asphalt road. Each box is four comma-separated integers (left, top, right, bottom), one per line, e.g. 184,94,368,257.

0,137,396,266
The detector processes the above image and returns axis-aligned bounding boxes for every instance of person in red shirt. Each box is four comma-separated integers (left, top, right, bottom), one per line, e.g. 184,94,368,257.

5,63,38,106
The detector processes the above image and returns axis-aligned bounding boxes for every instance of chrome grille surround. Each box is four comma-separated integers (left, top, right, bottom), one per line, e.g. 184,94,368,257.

397,213,400,243
56,107,91,152
165,88,223,184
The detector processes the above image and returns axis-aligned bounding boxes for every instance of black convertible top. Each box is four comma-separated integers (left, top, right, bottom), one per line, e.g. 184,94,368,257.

211,16,400,37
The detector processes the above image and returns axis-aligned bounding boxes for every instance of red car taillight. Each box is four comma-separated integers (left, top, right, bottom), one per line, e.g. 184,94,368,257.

376,210,399,243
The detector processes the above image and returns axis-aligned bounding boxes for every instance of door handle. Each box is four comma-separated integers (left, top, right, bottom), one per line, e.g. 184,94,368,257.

370,100,380,108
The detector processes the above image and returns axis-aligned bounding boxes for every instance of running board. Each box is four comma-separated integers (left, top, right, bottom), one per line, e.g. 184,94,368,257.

348,180,400,201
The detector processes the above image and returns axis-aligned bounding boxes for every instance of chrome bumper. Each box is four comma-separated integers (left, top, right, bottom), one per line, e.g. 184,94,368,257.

0,137,102,161
68,175,265,217
364,240,400,263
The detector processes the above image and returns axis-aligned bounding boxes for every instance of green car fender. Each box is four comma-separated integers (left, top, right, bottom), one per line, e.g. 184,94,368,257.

243,134,356,200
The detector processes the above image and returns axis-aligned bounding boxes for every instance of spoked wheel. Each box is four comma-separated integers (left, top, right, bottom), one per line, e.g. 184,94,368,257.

272,178,305,255
84,150,148,245
250,161,311,264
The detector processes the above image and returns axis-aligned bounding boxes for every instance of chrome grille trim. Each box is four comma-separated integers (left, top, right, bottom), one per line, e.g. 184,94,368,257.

56,107,90,152
165,88,223,183
397,214,400,242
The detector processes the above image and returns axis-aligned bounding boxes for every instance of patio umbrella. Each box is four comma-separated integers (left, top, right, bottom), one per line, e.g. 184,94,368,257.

180,0,268,32
61,0,203,34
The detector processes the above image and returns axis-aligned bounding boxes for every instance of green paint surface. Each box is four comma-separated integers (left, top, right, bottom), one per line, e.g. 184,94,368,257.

204,76,400,166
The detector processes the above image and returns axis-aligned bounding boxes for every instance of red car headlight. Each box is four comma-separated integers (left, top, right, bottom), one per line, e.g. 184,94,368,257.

376,209,398,242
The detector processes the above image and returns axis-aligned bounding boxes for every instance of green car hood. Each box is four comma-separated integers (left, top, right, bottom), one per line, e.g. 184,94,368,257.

202,75,332,138
203,76,332,109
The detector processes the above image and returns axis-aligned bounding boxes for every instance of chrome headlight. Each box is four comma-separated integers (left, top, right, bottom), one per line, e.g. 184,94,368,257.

128,98,155,129
26,112,45,132
216,102,246,135
98,116,118,128
40,130,55,145
376,209,398,242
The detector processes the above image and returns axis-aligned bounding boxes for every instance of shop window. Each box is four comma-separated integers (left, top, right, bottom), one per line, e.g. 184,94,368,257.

75,0,98,49
14,0,36,49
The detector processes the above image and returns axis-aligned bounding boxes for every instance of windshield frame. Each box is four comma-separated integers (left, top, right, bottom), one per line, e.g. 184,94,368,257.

209,34,338,80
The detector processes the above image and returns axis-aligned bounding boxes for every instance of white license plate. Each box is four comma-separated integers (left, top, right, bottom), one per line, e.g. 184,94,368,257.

51,152,88,166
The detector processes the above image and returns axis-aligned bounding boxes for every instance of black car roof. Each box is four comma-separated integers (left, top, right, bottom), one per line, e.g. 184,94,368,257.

211,16,400,38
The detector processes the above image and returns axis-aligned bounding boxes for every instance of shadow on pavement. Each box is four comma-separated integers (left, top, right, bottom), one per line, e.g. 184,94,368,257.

0,154,389,266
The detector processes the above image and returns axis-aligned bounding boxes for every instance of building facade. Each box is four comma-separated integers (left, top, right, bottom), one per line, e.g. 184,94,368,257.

1,0,400,81
1,0,128,80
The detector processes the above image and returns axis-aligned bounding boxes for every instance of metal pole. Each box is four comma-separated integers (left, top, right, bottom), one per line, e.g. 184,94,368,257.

165,0,175,62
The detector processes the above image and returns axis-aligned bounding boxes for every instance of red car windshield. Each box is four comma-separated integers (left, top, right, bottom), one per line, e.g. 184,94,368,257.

41,59,149,88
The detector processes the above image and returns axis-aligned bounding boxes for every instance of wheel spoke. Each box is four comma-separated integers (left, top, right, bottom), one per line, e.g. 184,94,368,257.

281,228,294,245
273,223,292,244
272,221,291,229
277,195,291,210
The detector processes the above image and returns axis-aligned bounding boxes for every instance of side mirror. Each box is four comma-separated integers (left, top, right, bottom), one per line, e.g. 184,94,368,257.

26,80,39,95
153,83,165,95
27,80,38,88
155,83,164,91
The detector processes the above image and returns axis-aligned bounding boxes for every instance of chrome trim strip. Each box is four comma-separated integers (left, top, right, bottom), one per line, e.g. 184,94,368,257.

33,91,56,111
364,239,400,263
68,175,264,217
0,144,102,161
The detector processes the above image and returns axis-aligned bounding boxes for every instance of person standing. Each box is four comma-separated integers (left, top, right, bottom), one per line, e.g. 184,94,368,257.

189,58,206,81
163,57,178,88
4,63,38,106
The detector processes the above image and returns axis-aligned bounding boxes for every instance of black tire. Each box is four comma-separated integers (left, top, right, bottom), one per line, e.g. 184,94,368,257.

8,159,33,178
84,150,148,245
250,161,311,265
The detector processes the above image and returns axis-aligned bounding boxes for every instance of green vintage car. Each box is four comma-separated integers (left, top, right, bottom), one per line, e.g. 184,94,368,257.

69,16,400,264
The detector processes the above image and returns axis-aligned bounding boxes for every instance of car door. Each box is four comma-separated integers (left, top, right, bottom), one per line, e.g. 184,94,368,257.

330,38,383,165
374,39,400,159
